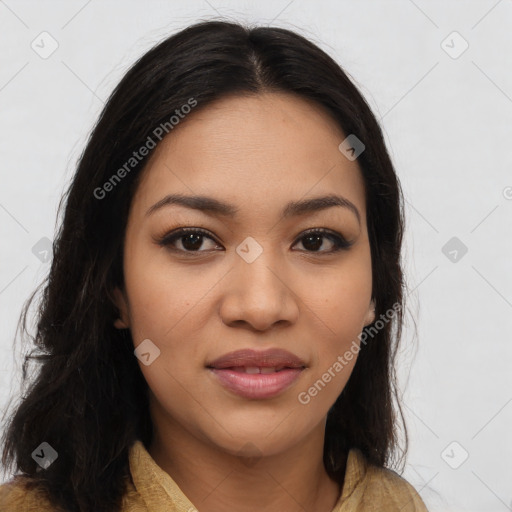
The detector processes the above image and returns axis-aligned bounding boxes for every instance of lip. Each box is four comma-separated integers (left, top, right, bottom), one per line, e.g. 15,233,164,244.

206,348,306,400
206,348,306,369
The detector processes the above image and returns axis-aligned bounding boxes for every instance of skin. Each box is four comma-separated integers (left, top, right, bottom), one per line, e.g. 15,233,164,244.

114,92,375,512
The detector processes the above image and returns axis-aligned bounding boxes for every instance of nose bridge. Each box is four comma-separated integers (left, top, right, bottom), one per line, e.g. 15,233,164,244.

234,236,286,300
220,236,299,330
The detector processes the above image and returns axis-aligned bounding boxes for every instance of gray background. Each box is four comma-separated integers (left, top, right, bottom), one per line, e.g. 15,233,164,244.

1,1,511,511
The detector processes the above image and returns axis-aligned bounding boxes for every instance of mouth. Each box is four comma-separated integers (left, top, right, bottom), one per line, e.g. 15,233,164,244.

213,365,301,374
206,348,306,400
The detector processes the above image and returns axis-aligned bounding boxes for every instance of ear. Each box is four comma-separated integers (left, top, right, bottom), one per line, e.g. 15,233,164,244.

112,286,131,329
364,299,376,327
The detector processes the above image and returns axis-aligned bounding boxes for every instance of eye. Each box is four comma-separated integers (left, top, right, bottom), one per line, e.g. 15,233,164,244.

293,228,353,253
155,227,353,254
156,227,221,253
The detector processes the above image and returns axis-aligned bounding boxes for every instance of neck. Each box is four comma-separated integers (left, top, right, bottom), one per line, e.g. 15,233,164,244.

147,411,343,512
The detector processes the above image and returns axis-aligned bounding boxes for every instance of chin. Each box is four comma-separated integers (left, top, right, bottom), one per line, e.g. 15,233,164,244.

199,416,308,458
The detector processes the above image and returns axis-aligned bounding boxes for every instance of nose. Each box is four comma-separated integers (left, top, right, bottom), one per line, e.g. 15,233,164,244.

219,247,300,332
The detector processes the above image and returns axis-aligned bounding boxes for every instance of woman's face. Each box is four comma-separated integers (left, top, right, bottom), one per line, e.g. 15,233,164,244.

114,92,375,458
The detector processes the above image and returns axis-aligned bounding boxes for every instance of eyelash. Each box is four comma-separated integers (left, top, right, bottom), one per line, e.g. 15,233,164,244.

155,227,354,255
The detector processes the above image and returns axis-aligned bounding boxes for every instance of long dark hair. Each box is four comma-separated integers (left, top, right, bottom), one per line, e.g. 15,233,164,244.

1,19,408,512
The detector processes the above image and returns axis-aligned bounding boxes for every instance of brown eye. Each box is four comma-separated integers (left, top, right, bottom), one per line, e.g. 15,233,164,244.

156,227,353,255
158,228,220,253
293,229,353,253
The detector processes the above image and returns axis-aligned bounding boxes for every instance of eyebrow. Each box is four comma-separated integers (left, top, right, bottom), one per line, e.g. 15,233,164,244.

146,193,361,225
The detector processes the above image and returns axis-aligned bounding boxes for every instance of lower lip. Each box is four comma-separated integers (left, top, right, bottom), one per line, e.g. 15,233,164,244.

208,368,304,399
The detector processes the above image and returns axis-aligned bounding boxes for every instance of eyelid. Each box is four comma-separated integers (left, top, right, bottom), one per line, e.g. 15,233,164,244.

154,226,354,254
154,227,219,249
295,228,354,251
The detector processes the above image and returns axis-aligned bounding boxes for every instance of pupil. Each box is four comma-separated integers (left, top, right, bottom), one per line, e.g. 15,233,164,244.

182,233,202,251
180,233,325,252
303,235,322,251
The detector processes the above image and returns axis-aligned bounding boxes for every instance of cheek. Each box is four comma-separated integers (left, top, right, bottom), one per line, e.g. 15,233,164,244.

122,248,228,396
301,254,372,338
122,245,212,343
297,254,371,398
295,275,367,413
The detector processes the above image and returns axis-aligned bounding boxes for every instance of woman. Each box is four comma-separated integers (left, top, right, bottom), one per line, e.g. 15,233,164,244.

0,20,429,511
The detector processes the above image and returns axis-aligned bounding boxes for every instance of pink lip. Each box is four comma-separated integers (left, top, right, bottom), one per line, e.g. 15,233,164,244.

206,348,306,369
209,368,304,399
206,348,306,400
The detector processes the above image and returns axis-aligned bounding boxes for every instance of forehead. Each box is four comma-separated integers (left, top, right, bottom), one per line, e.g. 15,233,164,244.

132,92,367,223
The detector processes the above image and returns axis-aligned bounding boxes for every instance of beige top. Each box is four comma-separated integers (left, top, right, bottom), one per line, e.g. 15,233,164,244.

0,440,429,511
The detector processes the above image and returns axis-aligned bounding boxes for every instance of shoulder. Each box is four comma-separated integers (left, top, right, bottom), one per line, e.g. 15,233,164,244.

0,476,58,512
339,448,429,511
0,476,146,512
362,458,429,511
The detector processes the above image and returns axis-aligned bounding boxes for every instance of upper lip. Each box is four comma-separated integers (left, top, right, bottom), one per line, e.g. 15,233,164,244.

206,348,306,369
